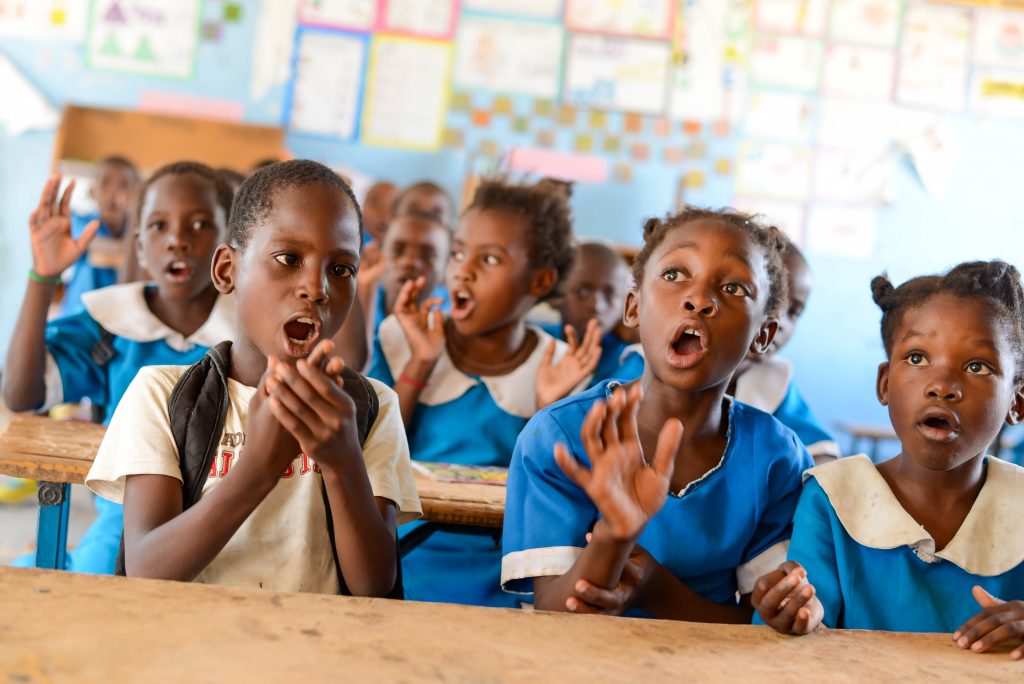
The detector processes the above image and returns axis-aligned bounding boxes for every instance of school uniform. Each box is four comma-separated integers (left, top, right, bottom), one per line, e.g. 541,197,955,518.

86,366,421,593
60,213,122,317
368,314,577,607
780,455,1024,632
539,323,632,388
13,282,235,574
501,380,814,616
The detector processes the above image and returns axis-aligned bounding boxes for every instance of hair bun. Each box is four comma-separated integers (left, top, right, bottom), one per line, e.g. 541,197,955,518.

642,217,660,240
870,274,895,309
536,177,574,200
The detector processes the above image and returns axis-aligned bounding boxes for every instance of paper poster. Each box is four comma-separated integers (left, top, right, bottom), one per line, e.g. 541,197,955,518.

507,147,610,182
822,44,896,100
0,54,59,135
732,196,806,245
813,148,894,203
379,0,457,39
805,205,877,259
463,0,562,19
85,0,202,78
735,142,813,201
139,91,244,122
896,4,972,111
818,98,894,152
0,0,88,40
297,0,375,31
454,16,563,99
973,10,1024,69
754,0,829,36
250,0,298,101
743,91,816,143
564,0,675,39
287,29,367,140
362,35,453,150
564,34,671,115
970,68,1024,119
749,36,824,91
828,0,903,47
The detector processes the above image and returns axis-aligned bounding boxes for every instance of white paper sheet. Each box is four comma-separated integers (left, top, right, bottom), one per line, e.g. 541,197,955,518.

289,31,366,140
805,204,877,259
743,90,816,143
0,54,59,135
754,0,829,36
381,0,455,37
822,44,896,100
85,0,202,78
818,98,894,152
735,142,813,201
250,0,299,101
970,68,1024,120
828,0,903,47
813,148,894,204
564,34,671,115
895,4,971,111
0,0,88,41
564,0,674,38
463,0,562,20
454,15,563,99
973,9,1024,70
298,0,376,31
732,196,806,245
749,36,824,92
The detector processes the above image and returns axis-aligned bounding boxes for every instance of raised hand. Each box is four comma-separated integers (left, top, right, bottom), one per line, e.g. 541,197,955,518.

393,276,445,365
566,536,660,616
357,241,385,297
554,383,683,541
752,561,823,635
30,175,100,278
535,318,602,408
953,586,1024,660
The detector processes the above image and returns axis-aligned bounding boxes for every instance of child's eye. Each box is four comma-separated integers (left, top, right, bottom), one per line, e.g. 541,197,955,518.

147,221,164,231
722,283,748,296
483,254,500,266
450,249,464,262
967,361,993,376
906,353,928,366
274,253,298,267
191,219,211,231
661,269,681,282
331,264,356,278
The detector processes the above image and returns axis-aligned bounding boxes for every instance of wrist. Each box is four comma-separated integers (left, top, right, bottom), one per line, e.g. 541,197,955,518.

402,358,437,383
28,268,63,284
592,518,641,547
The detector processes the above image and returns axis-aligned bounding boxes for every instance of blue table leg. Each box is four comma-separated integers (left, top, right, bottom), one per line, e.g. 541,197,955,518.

35,482,70,570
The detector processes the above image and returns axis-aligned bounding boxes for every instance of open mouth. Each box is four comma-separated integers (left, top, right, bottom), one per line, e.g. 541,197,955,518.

165,259,194,282
450,289,475,321
916,409,961,443
282,315,322,357
666,323,708,369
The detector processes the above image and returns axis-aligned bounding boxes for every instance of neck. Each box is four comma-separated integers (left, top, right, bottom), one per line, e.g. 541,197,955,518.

229,338,267,388
891,452,987,508
144,284,219,339
637,370,729,446
447,317,530,370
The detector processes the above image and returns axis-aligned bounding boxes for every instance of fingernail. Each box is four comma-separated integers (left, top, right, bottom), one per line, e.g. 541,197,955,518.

972,642,983,652
1012,651,1022,660
957,637,968,648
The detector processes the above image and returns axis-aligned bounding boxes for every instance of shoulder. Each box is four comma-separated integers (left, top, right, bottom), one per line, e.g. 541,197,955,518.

365,376,398,408
518,381,613,453
731,400,807,455
131,365,189,395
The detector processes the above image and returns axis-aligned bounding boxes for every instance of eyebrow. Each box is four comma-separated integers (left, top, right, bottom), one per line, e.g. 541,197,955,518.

901,330,1000,351
271,236,358,259
661,242,756,272
452,239,511,254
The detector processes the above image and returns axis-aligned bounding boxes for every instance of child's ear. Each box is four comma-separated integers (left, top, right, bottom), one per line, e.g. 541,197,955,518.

529,267,557,299
622,289,641,329
211,243,238,294
1006,386,1024,426
749,318,779,356
876,362,891,405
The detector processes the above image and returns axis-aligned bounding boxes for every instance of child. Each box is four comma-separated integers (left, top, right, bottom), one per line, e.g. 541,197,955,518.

502,209,814,620
85,160,421,595
542,241,632,386
362,180,397,244
60,156,139,316
3,161,236,573
392,180,455,229
368,178,600,607
754,261,1024,660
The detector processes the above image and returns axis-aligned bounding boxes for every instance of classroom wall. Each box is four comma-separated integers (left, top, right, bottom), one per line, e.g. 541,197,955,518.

2,1,1024,456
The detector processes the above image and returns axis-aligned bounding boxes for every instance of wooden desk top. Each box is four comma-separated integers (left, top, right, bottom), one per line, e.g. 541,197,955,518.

1,567,1018,683
0,414,504,526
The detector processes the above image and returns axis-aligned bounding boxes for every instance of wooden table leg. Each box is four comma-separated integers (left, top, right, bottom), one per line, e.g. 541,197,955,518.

35,482,70,570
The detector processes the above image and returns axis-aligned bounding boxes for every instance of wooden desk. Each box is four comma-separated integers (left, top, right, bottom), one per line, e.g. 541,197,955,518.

1,567,1018,683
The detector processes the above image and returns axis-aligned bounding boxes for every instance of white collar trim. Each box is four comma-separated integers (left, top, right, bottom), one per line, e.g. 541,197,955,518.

377,314,570,418
81,282,236,352
734,356,792,414
807,454,1024,576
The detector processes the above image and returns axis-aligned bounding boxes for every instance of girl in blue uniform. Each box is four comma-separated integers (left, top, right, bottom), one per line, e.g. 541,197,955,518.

754,261,1024,661
3,161,235,573
502,208,813,621
367,178,601,607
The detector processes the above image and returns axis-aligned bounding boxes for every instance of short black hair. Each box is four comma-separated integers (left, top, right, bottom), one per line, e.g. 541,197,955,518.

390,207,451,235
97,155,139,181
135,160,233,228
631,207,788,316
392,181,455,226
217,167,246,189
872,260,1024,382
228,159,361,251
466,177,575,303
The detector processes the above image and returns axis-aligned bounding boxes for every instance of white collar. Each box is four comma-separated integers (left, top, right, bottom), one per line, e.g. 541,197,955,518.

81,282,236,353
734,356,792,414
377,314,570,418
619,342,643,364
807,455,1024,576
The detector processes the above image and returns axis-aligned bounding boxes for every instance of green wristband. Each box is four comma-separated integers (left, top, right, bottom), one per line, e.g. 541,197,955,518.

28,269,62,284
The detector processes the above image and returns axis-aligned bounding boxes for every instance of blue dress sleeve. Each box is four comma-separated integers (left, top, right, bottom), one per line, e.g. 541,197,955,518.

365,333,394,386
787,477,844,629
45,309,108,407
501,407,598,594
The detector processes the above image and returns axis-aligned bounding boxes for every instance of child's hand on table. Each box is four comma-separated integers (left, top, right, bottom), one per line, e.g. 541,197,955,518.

752,561,823,635
566,534,660,616
953,586,1024,660
535,318,602,408
30,175,100,279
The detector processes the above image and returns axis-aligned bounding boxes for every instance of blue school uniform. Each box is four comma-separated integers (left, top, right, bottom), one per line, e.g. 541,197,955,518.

501,380,814,615
13,282,235,574
368,314,575,607
539,323,632,388
779,455,1024,632
60,213,122,317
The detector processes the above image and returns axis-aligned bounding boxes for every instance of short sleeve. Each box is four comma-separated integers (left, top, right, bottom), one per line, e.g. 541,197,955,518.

361,378,421,525
787,478,844,629
44,309,108,408
366,333,394,386
736,431,814,594
85,366,184,503
500,408,598,594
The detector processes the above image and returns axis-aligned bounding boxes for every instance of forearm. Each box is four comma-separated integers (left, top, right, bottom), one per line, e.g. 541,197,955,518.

3,278,57,411
643,569,754,623
321,462,398,597
395,359,435,427
534,522,635,612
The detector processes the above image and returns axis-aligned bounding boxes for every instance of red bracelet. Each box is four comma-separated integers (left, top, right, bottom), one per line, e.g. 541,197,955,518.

398,373,428,389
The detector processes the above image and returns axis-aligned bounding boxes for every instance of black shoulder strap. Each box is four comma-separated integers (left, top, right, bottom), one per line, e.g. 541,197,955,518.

90,325,117,367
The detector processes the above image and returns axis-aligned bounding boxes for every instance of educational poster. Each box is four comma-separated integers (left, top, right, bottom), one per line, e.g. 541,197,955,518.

297,0,375,31
812,148,894,203
735,142,813,201
970,68,1024,119
563,34,671,115
827,0,903,47
805,205,877,259
822,44,896,100
85,0,202,78
463,0,561,19
973,10,1024,70
378,0,457,39
564,0,675,39
250,0,298,101
0,0,88,40
288,29,367,140
361,35,453,150
0,54,60,135
753,0,829,36
743,90,816,143
454,16,563,99
749,36,824,91
895,4,972,111
732,196,806,244
817,98,893,152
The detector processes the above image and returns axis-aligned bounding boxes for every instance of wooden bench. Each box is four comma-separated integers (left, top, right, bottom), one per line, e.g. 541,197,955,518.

0,414,505,567
1,566,1019,682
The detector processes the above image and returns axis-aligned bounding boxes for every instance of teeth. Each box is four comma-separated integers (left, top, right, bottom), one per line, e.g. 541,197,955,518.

684,327,702,338
297,316,315,325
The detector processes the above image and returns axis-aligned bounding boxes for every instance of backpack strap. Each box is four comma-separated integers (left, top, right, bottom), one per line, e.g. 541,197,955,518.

90,325,118,367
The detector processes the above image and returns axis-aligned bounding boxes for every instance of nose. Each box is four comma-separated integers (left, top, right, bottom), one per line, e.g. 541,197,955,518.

926,374,963,402
297,267,329,305
451,258,475,284
165,222,190,253
683,290,717,316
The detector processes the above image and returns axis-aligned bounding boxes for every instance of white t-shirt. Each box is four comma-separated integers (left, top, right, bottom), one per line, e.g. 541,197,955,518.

86,365,422,594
